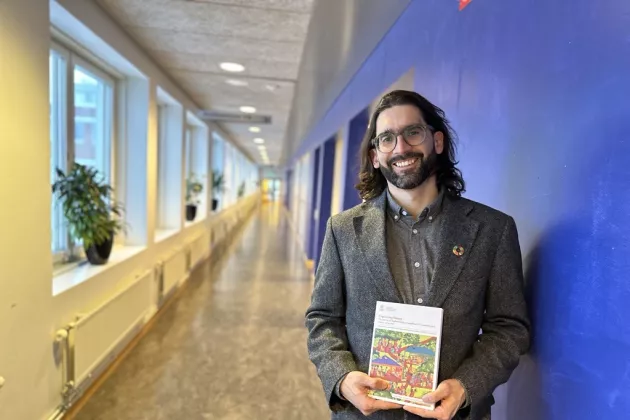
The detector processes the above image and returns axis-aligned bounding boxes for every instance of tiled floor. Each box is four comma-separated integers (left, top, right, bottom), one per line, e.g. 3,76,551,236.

74,202,329,420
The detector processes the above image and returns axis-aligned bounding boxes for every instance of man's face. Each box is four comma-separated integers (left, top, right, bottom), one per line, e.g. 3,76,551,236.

371,105,444,190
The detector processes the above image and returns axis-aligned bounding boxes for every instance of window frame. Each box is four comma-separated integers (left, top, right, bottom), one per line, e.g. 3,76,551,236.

50,40,118,266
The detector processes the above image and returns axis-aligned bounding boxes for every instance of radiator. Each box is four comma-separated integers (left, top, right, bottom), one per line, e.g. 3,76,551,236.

54,270,153,409
190,233,210,269
161,247,188,297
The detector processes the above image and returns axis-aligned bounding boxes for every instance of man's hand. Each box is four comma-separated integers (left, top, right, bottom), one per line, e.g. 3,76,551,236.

340,371,402,416
403,379,466,420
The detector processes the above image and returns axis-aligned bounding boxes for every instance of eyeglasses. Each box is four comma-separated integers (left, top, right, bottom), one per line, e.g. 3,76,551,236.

372,123,434,153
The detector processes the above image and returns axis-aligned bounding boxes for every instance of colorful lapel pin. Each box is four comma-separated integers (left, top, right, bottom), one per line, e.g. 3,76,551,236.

452,245,465,257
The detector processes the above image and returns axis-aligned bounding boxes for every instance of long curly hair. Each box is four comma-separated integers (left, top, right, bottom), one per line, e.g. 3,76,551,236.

355,90,465,201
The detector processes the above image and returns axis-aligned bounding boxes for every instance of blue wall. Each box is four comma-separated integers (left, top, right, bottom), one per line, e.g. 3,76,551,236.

342,108,370,210
296,0,630,418
312,137,336,269
307,148,321,260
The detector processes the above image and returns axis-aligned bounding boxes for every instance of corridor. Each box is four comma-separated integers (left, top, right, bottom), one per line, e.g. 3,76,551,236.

73,203,329,420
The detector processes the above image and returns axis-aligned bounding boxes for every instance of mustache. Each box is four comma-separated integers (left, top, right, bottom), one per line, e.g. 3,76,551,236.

388,152,424,166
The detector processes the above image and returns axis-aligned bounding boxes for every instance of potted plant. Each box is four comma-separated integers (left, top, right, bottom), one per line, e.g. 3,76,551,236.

211,170,225,211
52,164,125,265
237,181,245,199
186,173,204,221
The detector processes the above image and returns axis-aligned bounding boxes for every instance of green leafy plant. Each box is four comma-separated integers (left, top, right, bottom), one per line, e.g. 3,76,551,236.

237,181,245,198
52,163,125,250
212,170,225,198
186,173,204,205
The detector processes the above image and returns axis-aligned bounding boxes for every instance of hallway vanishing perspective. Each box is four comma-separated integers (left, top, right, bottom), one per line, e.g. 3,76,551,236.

74,203,329,420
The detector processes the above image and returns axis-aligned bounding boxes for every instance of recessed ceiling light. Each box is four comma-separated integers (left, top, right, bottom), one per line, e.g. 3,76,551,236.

220,62,245,72
253,138,265,144
239,106,256,114
249,127,261,133
226,79,248,87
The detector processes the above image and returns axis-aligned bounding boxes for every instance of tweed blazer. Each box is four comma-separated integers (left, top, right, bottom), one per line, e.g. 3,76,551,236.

305,191,530,420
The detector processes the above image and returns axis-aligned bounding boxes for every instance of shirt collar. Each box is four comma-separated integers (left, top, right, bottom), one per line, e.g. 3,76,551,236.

386,188,445,221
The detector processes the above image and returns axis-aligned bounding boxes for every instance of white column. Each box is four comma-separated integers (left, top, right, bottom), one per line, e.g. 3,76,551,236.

0,1,54,419
121,77,150,245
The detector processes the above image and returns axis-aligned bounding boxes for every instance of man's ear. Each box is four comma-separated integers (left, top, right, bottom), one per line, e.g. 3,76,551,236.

370,148,380,168
434,131,445,155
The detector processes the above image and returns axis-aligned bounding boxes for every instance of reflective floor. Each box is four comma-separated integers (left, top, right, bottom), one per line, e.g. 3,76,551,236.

74,202,329,420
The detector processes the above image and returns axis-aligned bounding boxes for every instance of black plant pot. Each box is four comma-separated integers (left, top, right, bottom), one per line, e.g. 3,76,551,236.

186,204,197,221
212,199,218,211
86,233,114,265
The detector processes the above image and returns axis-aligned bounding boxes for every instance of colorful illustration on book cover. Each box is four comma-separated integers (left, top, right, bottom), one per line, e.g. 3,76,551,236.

368,328,437,403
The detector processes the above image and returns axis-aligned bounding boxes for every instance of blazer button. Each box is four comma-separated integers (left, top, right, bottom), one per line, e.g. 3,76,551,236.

417,298,423,304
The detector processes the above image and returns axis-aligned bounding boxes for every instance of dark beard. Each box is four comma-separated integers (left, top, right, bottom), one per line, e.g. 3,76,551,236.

379,150,438,190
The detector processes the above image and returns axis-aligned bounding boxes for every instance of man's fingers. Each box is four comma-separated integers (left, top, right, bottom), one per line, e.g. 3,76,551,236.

422,381,451,403
360,398,402,416
403,405,445,419
371,399,403,411
361,376,390,390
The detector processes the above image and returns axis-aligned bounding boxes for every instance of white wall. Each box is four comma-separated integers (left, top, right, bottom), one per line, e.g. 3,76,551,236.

0,1,259,419
0,1,54,419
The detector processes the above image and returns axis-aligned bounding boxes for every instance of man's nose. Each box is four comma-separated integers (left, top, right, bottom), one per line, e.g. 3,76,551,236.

392,134,412,155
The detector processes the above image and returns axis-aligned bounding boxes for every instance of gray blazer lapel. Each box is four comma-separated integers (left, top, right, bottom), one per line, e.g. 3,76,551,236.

427,196,480,307
353,193,402,303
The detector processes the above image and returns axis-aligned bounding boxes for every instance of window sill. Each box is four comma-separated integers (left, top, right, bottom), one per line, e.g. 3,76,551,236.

52,245,146,296
184,217,206,229
155,228,180,243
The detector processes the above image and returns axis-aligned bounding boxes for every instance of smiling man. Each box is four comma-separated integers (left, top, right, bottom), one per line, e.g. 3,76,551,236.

305,90,530,420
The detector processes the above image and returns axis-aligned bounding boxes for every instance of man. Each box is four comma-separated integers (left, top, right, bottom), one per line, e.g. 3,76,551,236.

305,90,530,420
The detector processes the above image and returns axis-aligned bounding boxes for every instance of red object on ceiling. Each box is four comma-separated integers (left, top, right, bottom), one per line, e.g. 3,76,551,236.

459,0,472,11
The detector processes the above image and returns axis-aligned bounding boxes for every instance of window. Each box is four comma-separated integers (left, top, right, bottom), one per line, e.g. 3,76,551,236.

184,121,209,222
155,97,184,234
211,132,225,212
50,43,116,263
73,64,113,180
185,125,194,180
50,49,68,253
156,104,169,229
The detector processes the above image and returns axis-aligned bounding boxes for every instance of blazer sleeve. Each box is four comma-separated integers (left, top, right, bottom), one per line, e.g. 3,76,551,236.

452,216,531,407
305,217,357,410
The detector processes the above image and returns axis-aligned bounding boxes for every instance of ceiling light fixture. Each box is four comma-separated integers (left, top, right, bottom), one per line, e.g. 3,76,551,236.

220,62,245,72
253,138,265,144
265,84,280,91
239,106,256,114
226,79,248,87
249,127,261,133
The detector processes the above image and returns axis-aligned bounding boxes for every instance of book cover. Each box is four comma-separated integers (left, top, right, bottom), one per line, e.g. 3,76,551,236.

367,301,444,410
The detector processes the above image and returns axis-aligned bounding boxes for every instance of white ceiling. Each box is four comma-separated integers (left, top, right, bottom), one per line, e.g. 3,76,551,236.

96,0,314,165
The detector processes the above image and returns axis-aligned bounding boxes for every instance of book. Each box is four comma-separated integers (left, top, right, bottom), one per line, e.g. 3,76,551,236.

367,301,444,410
